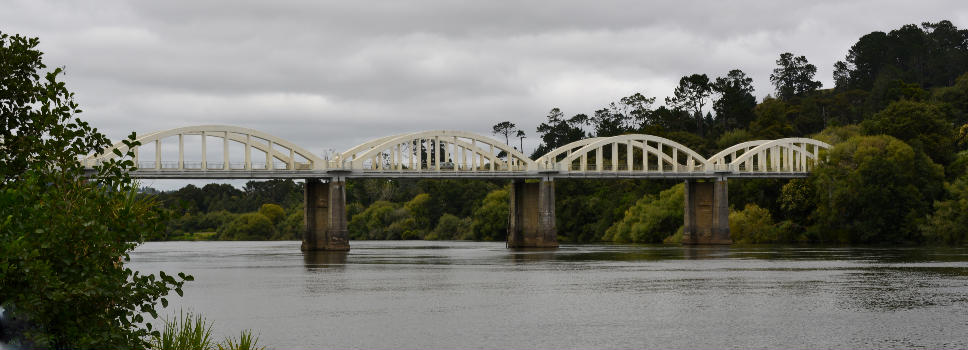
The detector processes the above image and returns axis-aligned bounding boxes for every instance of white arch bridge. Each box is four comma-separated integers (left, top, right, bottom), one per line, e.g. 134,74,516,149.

84,125,832,250
84,125,830,179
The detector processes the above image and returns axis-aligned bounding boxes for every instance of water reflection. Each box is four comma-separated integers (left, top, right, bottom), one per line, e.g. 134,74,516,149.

127,241,968,350
507,248,558,264
681,245,731,259
302,250,348,270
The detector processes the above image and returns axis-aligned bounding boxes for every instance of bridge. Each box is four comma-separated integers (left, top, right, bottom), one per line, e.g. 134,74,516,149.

84,125,831,250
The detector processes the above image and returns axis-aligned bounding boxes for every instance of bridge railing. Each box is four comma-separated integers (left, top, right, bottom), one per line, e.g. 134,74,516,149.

85,125,832,177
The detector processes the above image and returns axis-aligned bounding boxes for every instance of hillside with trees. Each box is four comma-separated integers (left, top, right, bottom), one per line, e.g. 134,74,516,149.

153,20,968,245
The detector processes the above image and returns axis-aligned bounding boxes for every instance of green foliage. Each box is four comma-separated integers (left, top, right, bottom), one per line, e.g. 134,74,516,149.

151,311,215,350
663,131,712,156
152,311,266,350
555,179,668,243
715,129,756,150
404,193,433,230
862,100,957,165
347,201,402,240
811,135,944,243
427,213,472,240
217,330,266,350
921,175,968,245
273,211,304,240
665,74,712,135
468,189,509,241
960,123,968,148
779,179,815,223
711,69,757,131
258,203,285,224
387,217,424,240
770,52,822,100
750,97,794,139
603,184,684,243
166,210,238,240
0,31,189,349
840,20,968,91
932,72,968,125
811,124,863,145
728,204,801,244
492,121,517,145
728,178,787,216
532,108,589,158
218,213,275,240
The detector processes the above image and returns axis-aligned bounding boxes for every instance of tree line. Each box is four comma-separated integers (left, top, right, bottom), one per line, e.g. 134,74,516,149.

153,20,968,245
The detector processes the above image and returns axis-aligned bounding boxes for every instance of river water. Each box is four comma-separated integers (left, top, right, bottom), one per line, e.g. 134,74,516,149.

129,241,968,349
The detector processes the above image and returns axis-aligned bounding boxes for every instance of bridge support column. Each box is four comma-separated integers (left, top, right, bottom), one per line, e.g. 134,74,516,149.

508,178,558,248
682,179,731,245
301,178,350,251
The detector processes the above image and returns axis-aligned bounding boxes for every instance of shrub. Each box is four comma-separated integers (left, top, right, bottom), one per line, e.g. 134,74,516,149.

151,311,215,350
921,175,968,245
604,184,684,243
0,31,189,349
811,135,944,243
257,204,285,224
272,211,304,240
729,204,780,244
468,189,509,241
347,201,400,240
428,213,471,240
218,213,275,240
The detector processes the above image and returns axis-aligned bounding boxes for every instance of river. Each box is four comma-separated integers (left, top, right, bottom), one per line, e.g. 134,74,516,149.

129,241,968,349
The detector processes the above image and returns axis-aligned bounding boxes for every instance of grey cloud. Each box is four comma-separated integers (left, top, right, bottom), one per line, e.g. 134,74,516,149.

3,0,967,191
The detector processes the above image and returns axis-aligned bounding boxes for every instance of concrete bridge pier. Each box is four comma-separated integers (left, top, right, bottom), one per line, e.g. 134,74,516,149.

682,179,731,245
507,178,558,248
301,177,350,251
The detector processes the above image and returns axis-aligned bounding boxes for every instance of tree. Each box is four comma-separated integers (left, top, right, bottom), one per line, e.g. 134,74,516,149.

711,69,757,130
862,100,957,166
218,213,276,240
347,200,401,240
842,31,892,90
665,74,712,135
492,121,516,145
603,183,683,243
532,108,588,158
839,21,968,90
833,61,851,90
811,135,944,243
404,193,433,231
921,174,968,244
769,52,822,100
515,129,526,153
749,97,794,139
258,203,286,224
469,188,509,241
0,31,189,349
729,204,782,244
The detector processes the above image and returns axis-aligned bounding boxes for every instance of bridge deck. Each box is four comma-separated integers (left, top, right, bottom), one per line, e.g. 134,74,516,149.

83,125,830,180
121,169,810,179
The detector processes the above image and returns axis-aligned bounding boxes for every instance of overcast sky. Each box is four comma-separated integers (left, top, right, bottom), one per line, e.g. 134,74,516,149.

4,0,967,187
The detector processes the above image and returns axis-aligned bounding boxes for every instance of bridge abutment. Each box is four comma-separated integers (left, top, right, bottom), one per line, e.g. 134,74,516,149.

301,178,350,251
507,179,558,248
682,179,731,245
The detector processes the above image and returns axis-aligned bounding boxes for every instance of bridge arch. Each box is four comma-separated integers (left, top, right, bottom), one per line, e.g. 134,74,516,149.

534,137,607,170
84,125,325,171
728,138,831,173
336,130,534,172
707,140,769,170
554,134,709,173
